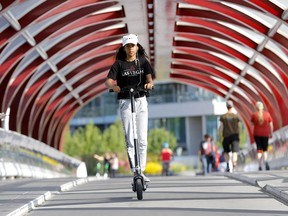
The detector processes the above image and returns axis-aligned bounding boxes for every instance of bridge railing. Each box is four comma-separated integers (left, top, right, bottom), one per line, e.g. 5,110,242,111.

266,125,288,169
239,125,288,171
0,128,87,179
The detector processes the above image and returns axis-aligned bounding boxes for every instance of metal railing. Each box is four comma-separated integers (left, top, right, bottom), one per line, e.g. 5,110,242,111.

238,125,288,171
0,128,87,179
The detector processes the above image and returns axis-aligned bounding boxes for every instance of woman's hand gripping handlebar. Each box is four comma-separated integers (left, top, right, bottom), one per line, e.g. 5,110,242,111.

109,85,121,93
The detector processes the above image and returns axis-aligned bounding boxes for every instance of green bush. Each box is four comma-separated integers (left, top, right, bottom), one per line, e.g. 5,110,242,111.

64,122,179,175
170,162,187,173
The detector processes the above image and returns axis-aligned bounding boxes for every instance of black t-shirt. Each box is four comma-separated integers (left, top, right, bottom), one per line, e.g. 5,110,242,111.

107,57,154,99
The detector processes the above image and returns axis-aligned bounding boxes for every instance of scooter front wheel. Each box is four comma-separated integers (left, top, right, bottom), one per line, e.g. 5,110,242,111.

135,178,143,200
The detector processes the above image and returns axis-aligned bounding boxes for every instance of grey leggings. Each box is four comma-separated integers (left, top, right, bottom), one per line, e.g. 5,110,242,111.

120,96,148,172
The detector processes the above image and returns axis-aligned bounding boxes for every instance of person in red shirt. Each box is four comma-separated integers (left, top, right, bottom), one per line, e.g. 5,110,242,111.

251,101,273,171
161,142,173,176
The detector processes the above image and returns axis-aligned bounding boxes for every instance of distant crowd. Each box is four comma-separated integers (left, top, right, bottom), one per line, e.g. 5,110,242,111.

199,100,273,175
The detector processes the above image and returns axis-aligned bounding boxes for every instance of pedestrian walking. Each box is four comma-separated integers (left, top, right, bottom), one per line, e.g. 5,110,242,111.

110,152,119,178
94,152,111,177
218,100,241,172
198,134,214,175
251,101,273,171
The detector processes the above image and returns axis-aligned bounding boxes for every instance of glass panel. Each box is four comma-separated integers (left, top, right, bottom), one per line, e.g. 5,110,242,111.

206,115,218,141
148,82,219,104
75,91,118,118
148,117,186,151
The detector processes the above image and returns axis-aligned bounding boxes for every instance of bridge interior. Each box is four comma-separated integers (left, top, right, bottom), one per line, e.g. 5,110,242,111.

0,1,287,161
0,2,288,215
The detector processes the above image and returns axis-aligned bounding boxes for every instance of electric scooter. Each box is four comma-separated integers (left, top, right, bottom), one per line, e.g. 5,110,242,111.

110,86,149,200
128,87,148,200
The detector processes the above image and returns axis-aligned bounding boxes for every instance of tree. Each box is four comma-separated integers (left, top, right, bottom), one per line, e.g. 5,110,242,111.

63,122,177,175
64,122,103,156
64,122,103,175
148,127,177,162
102,120,126,154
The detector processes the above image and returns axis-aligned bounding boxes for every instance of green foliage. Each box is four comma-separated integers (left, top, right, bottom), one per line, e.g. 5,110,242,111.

64,122,177,175
102,120,125,153
239,125,248,150
64,122,102,156
64,122,104,175
170,162,187,173
147,127,177,162
64,120,128,175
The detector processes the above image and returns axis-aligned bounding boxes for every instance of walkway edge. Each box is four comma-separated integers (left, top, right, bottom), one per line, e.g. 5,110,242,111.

6,191,54,216
224,173,288,205
224,172,259,187
6,177,106,216
262,184,288,204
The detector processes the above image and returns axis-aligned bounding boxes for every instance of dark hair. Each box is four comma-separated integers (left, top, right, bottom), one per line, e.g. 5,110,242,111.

115,43,149,61
204,134,210,139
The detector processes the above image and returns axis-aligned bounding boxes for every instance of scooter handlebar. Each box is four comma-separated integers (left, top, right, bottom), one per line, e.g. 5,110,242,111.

109,86,153,93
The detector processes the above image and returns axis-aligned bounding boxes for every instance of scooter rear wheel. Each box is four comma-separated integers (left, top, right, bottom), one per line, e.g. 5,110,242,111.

135,178,143,200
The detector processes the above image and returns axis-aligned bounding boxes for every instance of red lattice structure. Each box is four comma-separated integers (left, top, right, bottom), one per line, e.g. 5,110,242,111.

0,0,287,149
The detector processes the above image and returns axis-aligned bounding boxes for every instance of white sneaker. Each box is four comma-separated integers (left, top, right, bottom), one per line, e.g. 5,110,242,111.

141,174,150,182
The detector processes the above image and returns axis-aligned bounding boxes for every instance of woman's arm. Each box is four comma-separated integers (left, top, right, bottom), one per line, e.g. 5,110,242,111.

105,78,120,93
144,74,153,89
269,121,273,138
218,122,223,142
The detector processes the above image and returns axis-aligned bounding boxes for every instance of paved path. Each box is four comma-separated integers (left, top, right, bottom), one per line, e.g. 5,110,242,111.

2,171,288,216
0,177,79,216
225,170,288,204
